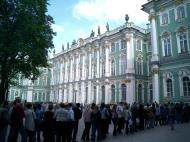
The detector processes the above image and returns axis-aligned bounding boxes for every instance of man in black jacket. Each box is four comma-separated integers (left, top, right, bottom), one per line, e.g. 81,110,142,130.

72,103,82,142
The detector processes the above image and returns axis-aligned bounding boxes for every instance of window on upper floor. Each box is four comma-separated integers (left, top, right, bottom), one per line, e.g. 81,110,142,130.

94,50,97,58
176,27,189,54
161,12,169,25
111,43,115,52
111,60,116,76
121,40,127,49
161,32,172,57
136,56,143,75
102,46,106,55
136,39,142,51
93,65,97,78
120,56,127,75
176,5,185,20
102,63,105,77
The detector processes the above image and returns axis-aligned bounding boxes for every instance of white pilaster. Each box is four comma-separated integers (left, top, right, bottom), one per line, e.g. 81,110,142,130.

105,84,110,104
58,88,62,103
89,52,92,79
150,9,159,103
27,86,33,102
105,42,110,77
97,49,100,78
59,60,63,84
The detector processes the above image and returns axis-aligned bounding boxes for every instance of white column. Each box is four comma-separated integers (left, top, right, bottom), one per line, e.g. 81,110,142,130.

58,88,62,103
126,35,135,74
96,84,100,104
97,49,100,78
27,86,33,102
81,82,85,104
150,9,159,103
76,56,79,81
127,78,135,104
105,42,110,77
89,52,92,79
59,60,63,84
88,82,91,103
105,84,110,104
82,55,85,80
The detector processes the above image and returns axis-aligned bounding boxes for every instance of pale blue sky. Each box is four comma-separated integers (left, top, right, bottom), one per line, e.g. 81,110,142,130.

48,0,149,54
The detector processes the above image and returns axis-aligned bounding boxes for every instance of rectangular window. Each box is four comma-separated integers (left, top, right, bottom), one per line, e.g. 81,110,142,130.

179,34,188,53
163,38,171,56
161,13,168,25
136,39,142,51
177,6,185,19
121,40,126,49
111,43,115,52
102,64,105,77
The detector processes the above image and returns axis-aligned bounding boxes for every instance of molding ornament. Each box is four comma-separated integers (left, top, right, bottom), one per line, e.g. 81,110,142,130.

151,68,159,75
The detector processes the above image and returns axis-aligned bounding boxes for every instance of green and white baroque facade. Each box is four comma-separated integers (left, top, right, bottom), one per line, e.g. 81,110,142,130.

9,0,190,104
142,0,190,103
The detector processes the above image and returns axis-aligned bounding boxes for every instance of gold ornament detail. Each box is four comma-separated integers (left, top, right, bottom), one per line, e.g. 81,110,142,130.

151,68,159,74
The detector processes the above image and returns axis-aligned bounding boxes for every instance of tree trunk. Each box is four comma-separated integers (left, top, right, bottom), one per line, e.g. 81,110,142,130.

0,69,9,104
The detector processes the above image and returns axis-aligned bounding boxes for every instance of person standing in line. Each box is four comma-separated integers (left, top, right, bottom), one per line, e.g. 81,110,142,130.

67,103,75,142
0,101,9,142
54,103,68,142
111,104,118,136
24,103,36,142
8,98,26,142
43,104,55,142
81,105,92,141
91,104,102,142
168,103,175,130
35,103,44,142
72,103,82,142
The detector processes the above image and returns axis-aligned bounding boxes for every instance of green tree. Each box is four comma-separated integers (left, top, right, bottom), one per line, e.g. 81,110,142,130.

0,0,55,103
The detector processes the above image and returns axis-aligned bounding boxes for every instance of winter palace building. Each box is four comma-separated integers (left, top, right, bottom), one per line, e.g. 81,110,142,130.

9,0,190,104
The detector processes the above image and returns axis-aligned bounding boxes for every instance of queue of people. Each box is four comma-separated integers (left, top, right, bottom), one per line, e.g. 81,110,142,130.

0,98,190,142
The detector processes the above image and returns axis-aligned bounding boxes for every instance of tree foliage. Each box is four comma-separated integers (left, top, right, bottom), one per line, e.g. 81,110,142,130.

0,0,55,103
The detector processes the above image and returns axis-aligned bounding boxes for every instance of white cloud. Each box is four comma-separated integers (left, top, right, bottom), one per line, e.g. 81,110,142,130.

73,0,148,25
52,24,64,33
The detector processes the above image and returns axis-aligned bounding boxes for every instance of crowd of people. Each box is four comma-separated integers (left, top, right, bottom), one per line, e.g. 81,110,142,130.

0,97,190,142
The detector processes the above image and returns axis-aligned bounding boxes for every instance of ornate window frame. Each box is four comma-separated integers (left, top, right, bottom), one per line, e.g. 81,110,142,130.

160,11,169,26
178,69,190,97
161,31,172,57
175,4,186,21
176,26,189,54
163,72,174,97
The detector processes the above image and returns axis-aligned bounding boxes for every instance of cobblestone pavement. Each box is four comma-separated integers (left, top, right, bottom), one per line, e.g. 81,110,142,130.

6,121,190,142
77,121,190,142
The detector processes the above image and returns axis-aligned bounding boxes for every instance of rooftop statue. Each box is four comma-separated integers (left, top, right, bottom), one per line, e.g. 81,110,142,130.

62,44,64,51
106,22,109,31
98,26,101,35
125,14,129,23
90,30,95,37
67,42,69,49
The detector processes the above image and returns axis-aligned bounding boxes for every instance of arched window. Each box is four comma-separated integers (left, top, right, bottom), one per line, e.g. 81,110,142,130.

183,76,190,96
136,39,142,51
101,85,105,103
136,57,143,75
138,84,143,103
166,79,173,97
121,84,126,102
120,56,127,74
111,85,115,103
111,60,116,76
